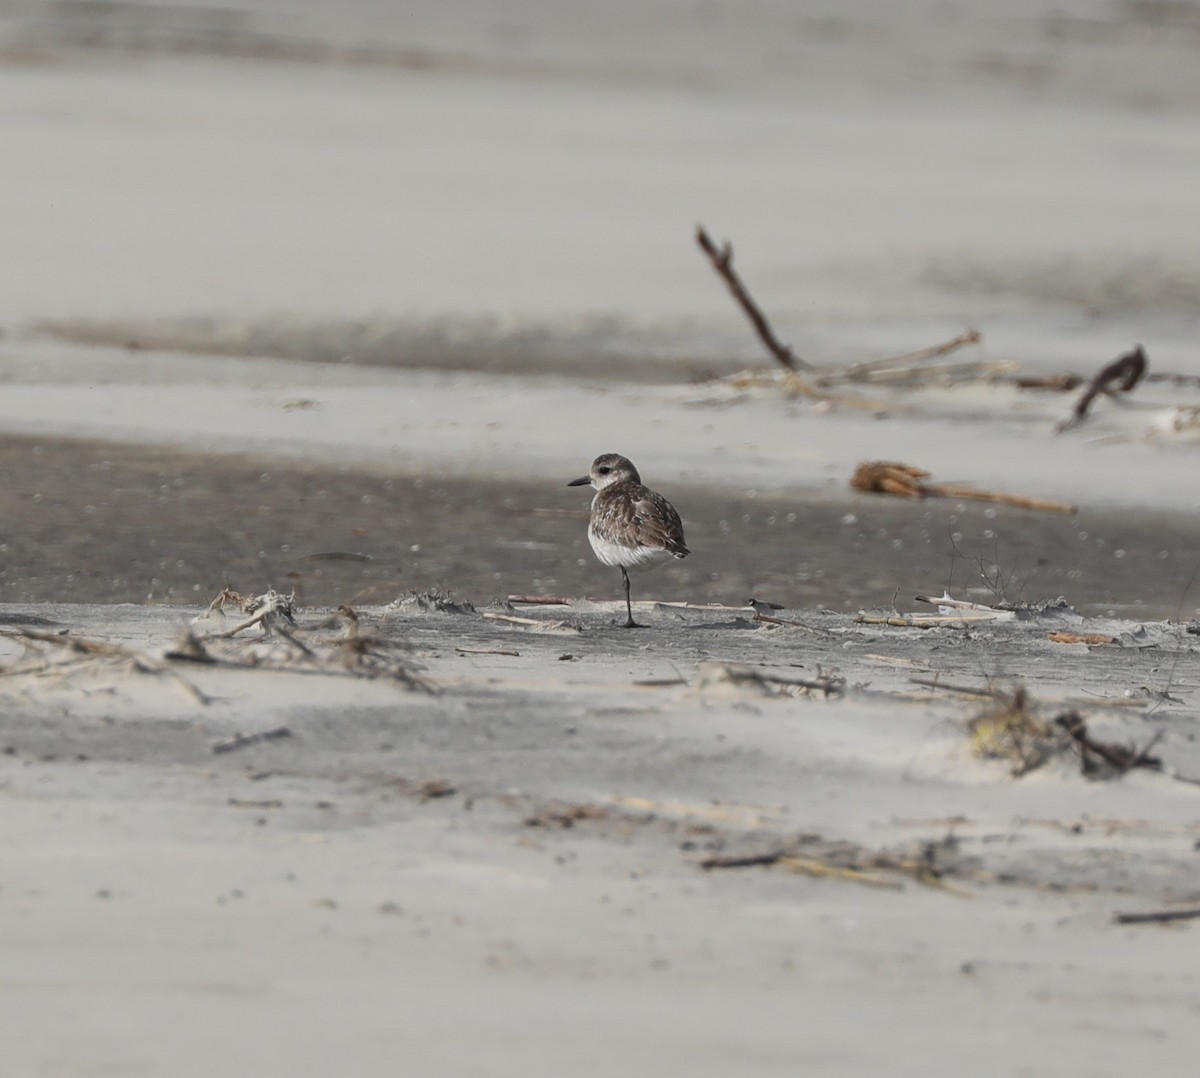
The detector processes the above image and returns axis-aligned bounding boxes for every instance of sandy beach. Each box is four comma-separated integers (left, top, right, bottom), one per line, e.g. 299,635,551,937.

3,2,1200,1074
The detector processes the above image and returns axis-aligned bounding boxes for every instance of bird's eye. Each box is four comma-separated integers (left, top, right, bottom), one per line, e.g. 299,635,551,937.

598,466,610,475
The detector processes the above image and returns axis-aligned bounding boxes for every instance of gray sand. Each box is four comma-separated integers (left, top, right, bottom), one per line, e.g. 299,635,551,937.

3,598,1199,1076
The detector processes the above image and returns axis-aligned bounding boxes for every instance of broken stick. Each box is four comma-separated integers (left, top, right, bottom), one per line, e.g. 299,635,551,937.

1113,906,1200,926
695,224,809,371
1056,345,1147,433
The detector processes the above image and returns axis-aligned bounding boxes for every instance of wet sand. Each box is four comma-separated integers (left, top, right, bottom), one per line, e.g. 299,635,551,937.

4,434,1198,619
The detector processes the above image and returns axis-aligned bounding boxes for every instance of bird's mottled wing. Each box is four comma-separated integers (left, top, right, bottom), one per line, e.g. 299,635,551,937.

631,488,690,557
591,482,690,558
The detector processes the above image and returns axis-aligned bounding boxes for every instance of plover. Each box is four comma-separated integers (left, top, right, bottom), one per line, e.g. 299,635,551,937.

568,453,690,628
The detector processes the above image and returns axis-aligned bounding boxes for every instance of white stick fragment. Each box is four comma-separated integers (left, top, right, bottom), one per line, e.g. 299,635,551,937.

913,593,1016,620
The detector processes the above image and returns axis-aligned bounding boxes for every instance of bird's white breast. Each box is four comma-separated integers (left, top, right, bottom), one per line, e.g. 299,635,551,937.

587,525,673,571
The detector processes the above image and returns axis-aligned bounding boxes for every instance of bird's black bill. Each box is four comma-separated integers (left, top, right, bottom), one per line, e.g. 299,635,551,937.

567,476,590,486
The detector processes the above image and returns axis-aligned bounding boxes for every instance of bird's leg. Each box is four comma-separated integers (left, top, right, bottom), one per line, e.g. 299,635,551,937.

621,567,641,628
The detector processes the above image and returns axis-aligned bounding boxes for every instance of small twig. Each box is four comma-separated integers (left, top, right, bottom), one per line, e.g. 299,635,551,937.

1057,345,1147,433
910,676,1006,699
922,482,1078,515
762,672,845,696
1009,372,1085,392
695,224,809,371
1113,906,1200,926
1046,631,1116,646
836,329,982,381
212,726,293,755
1145,371,1200,388
914,593,1014,618
914,594,996,611
298,551,372,562
507,595,570,606
481,612,579,632
1120,728,1166,774
271,622,316,659
214,610,271,639
699,852,785,870
776,855,904,890
750,612,826,636
1054,712,1162,773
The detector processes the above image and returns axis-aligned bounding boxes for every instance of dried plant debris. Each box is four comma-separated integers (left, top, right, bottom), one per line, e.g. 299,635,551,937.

691,661,844,699
0,625,210,703
1147,404,1200,441
692,225,1199,445
851,460,1076,514
390,589,476,615
701,834,982,896
172,590,434,691
212,726,293,755
525,803,611,829
857,593,1014,628
969,688,1058,775
1055,712,1163,777
968,687,1162,779
823,330,1000,388
695,226,990,392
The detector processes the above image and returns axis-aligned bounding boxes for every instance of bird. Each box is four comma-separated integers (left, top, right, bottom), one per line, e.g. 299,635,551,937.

567,453,690,628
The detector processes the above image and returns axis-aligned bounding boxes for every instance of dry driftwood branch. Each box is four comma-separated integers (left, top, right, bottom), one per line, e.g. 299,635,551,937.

851,460,1077,514
1056,345,1147,433
695,224,809,371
